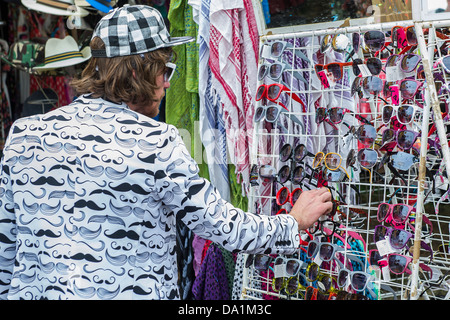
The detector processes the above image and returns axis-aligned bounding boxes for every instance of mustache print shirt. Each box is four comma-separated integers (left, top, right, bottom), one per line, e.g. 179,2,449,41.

0,95,300,300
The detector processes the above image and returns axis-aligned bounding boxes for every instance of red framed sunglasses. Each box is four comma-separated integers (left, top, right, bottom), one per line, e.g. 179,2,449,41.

314,62,353,81
256,83,306,112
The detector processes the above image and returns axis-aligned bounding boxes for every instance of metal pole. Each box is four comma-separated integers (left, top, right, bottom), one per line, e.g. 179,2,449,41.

410,22,450,299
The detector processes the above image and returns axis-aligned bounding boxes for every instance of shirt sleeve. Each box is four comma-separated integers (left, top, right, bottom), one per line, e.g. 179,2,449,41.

0,126,18,300
150,124,300,255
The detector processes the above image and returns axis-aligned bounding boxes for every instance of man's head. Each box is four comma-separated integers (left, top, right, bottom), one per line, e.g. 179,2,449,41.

71,5,193,117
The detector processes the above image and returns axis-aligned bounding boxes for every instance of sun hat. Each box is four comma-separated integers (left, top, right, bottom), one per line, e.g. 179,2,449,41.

21,0,89,16
90,5,194,58
74,0,117,13
33,35,91,71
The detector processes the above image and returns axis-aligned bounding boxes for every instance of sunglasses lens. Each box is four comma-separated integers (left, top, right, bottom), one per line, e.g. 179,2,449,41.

316,108,327,123
271,42,284,57
363,76,383,95
400,80,419,99
273,277,284,292
392,204,411,223
346,149,356,167
382,105,394,124
313,153,324,168
325,153,341,170
352,58,363,76
291,188,302,203
388,254,408,274
385,55,399,68
280,144,292,162
307,264,319,281
286,260,300,276
254,107,265,122
307,241,318,258
406,27,417,45
293,144,306,162
320,35,332,53
357,148,378,168
352,273,368,292
390,229,411,249
374,225,387,242
266,106,279,122
367,57,382,75
401,54,420,73
382,129,395,145
292,167,304,185
258,64,268,81
352,32,360,52
391,151,417,171
277,187,289,205
369,250,382,266
327,63,343,80
356,125,376,146
400,105,416,124
377,203,390,222
268,85,281,100
338,269,349,288
364,30,385,52
269,63,283,80
286,277,299,295
323,168,342,182
278,165,290,183
256,86,265,100
442,56,450,73
351,77,362,97
397,130,417,150
328,108,344,124
319,243,334,261
254,254,271,271
259,164,276,178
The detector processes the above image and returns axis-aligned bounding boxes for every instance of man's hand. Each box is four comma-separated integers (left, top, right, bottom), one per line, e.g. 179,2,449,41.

289,187,333,231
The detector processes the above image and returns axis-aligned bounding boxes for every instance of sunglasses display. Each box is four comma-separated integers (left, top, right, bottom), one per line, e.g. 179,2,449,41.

247,26,450,302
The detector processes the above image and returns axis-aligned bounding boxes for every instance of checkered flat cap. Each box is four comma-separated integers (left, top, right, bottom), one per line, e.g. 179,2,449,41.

91,5,194,58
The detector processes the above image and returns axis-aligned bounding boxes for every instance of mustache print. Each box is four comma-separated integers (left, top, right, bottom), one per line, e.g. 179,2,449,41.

30,176,65,186
79,134,112,144
74,200,106,211
88,214,125,226
34,229,62,238
109,182,149,195
137,153,157,164
89,189,116,199
104,229,139,241
49,164,73,173
70,252,103,263
116,118,159,128
43,114,71,122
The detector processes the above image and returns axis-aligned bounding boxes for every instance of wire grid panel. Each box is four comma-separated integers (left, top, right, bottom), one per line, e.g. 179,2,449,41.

241,21,450,300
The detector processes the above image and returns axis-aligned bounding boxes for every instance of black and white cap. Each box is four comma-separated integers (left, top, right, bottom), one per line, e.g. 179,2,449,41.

91,5,194,58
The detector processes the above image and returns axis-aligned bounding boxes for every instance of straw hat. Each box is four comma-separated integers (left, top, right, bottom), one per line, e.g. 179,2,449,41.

21,0,89,16
33,35,91,71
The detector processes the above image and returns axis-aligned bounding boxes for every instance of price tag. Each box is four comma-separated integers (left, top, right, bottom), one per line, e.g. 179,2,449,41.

317,70,331,89
396,28,408,49
385,65,400,82
358,64,372,77
389,85,400,105
313,254,323,267
376,238,396,256
274,263,286,278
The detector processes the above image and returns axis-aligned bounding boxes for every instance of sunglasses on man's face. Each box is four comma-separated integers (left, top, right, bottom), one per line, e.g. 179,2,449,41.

164,62,176,82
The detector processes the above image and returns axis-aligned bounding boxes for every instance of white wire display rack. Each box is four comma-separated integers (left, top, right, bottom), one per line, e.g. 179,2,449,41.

240,19,450,300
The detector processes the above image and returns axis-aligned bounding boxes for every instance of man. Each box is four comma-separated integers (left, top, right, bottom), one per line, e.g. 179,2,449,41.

0,5,332,299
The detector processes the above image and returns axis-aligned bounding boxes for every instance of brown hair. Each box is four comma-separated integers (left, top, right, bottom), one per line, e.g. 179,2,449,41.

71,37,174,106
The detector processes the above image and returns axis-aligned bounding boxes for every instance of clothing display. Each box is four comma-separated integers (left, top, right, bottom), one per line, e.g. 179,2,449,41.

1,0,450,302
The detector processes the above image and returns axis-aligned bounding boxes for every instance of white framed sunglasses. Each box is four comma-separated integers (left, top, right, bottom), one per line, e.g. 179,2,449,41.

164,62,177,82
